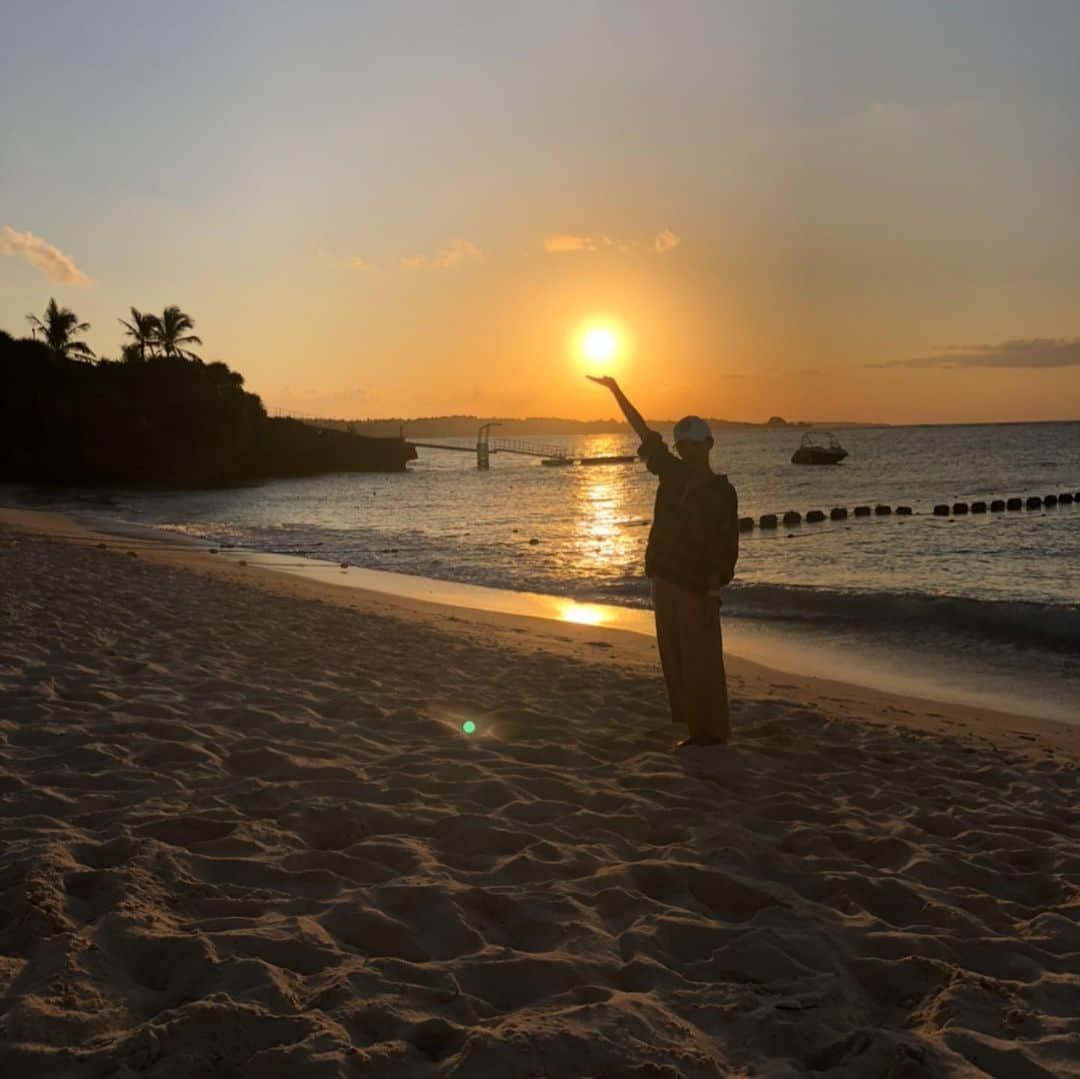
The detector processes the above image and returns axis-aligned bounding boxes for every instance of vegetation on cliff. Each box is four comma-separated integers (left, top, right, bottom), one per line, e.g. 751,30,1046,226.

2,300,414,487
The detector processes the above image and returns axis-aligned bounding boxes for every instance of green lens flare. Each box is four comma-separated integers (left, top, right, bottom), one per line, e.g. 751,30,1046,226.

462,720,476,735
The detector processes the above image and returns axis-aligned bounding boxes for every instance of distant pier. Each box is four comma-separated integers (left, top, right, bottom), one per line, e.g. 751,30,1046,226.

408,424,635,469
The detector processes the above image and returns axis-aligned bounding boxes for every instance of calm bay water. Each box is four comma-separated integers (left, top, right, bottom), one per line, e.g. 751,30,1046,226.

11,421,1080,719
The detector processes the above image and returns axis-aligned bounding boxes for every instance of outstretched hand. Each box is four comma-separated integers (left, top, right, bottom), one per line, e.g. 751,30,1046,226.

586,375,618,390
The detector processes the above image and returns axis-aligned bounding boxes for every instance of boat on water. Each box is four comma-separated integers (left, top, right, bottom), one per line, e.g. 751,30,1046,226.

580,454,636,466
540,454,637,467
791,430,848,465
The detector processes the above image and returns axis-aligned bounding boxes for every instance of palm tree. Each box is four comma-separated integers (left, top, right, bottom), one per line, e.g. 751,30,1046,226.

157,305,202,361
118,307,161,362
25,298,95,361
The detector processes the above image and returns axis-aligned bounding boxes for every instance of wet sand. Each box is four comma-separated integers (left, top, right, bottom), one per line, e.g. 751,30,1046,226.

1,507,1077,1077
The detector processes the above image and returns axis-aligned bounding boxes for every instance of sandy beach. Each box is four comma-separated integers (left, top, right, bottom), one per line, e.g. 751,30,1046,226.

0,507,1076,1077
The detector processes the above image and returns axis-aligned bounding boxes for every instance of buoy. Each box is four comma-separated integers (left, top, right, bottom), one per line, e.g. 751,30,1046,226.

806,509,826,523
830,507,848,521
760,513,778,529
953,502,969,515
933,504,950,516
971,501,987,514
854,506,871,517
1060,493,1074,504
1025,497,1041,510
1044,494,1058,507
782,510,802,525
896,506,913,516
738,516,754,533
874,505,891,516
1007,498,1022,511
990,500,1005,512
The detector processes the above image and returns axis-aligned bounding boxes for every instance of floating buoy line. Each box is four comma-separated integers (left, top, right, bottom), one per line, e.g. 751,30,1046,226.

740,490,1080,533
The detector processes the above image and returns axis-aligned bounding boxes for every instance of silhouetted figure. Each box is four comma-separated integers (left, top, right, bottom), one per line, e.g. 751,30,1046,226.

589,376,738,746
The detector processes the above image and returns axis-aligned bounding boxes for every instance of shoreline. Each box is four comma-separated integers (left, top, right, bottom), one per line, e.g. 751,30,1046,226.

2,505,1076,754
13,497,1079,725
1,506,1077,1076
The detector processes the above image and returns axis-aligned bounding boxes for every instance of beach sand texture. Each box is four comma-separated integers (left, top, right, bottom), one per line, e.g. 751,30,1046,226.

1,512,1077,1077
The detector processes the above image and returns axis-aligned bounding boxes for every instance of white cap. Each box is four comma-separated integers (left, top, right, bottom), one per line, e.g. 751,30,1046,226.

673,415,712,443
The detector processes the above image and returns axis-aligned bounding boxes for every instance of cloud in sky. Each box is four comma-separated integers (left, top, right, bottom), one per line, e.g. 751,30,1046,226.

878,339,1080,370
543,229,680,255
543,233,597,253
432,239,481,268
402,239,482,270
653,228,680,253
316,245,379,272
0,225,89,284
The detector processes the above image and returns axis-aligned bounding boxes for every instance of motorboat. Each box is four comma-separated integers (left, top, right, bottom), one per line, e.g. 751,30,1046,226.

791,430,848,465
580,454,636,466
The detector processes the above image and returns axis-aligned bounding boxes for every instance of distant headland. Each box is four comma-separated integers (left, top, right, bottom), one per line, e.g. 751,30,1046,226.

299,415,887,438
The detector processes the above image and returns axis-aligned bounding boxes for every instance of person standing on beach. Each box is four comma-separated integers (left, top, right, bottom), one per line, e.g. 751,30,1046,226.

588,376,738,746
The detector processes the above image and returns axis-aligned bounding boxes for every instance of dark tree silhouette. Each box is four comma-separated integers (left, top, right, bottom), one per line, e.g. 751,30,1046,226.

119,307,160,362
1,307,415,486
25,298,95,361
158,305,202,361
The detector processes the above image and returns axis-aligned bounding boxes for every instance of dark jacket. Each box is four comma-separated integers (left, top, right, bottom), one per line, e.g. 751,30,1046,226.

638,431,739,593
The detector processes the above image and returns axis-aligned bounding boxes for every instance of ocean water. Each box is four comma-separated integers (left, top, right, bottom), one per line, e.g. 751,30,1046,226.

10,421,1080,720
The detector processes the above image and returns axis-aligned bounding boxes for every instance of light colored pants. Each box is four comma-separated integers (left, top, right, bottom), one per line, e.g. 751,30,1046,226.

650,576,730,742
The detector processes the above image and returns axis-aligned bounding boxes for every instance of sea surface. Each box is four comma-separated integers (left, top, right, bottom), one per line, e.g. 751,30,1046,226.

9,421,1080,721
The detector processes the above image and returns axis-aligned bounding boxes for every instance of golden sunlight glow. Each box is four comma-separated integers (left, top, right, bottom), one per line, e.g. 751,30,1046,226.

574,318,627,376
583,326,617,363
558,601,612,626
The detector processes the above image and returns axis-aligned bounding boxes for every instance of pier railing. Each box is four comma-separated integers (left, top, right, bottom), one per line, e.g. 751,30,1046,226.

407,425,636,469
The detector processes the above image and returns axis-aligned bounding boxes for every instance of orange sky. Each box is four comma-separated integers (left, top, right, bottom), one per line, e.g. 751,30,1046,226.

3,3,1079,424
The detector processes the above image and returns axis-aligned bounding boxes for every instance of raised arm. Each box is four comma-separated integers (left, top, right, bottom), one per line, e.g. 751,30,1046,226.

586,376,651,441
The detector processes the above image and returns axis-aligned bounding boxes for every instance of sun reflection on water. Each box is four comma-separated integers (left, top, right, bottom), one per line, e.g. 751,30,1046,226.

570,454,639,578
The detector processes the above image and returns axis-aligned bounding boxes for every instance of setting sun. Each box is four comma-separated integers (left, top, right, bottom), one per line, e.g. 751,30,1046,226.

583,327,617,363
576,320,626,376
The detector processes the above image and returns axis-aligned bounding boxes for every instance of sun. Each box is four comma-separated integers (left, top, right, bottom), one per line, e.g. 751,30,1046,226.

576,320,625,374
571,317,629,376
583,326,618,364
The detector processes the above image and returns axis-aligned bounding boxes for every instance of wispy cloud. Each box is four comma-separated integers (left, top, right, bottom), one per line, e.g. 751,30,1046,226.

653,228,680,253
877,339,1080,370
402,239,482,270
316,245,380,273
0,225,89,284
543,228,680,255
543,233,597,254
432,239,481,268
